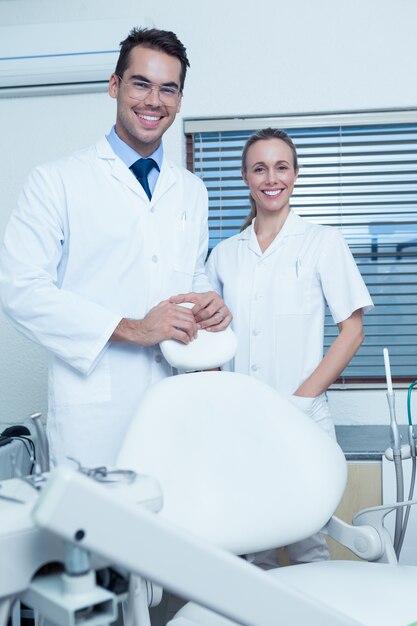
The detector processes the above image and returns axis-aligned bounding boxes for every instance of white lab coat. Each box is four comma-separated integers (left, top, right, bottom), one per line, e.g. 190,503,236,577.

0,137,212,467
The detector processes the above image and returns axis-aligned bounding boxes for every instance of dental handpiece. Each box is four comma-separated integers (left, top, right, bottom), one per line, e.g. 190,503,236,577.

383,348,401,455
30,412,50,472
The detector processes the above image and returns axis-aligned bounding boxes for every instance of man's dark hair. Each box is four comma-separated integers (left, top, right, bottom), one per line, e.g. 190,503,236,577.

115,27,190,91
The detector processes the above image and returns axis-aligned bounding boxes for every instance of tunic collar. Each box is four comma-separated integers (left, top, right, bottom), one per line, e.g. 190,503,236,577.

238,210,307,257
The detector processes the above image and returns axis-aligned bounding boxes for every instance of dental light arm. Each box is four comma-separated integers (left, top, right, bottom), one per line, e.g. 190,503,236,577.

33,467,360,626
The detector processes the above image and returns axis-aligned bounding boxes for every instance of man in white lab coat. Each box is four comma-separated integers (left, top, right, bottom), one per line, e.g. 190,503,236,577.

0,28,231,467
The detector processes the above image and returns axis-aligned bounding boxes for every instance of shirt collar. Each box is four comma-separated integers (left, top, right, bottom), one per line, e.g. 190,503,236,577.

105,125,163,170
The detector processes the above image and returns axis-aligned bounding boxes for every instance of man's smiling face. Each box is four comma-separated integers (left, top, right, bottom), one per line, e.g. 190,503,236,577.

109,45,182,156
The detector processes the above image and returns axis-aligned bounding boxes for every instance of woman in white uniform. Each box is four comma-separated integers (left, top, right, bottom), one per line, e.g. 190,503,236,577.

206,128,374,564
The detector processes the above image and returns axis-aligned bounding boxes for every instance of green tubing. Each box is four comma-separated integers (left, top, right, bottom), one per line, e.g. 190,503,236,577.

407,381,417,426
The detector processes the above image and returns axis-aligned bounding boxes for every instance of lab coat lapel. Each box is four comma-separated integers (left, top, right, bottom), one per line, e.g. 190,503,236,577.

151,156,176,204
114,156,177,205
111,158,143,196
96,137,143,197
95,137,176,202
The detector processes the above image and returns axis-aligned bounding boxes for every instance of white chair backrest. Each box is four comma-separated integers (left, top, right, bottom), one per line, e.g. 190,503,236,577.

117,371,347,554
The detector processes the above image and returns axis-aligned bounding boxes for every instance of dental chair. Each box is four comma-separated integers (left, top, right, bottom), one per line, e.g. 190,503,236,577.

115,325,417,626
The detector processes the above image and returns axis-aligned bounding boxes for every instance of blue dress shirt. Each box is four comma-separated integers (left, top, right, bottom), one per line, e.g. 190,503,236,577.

106,126,162,195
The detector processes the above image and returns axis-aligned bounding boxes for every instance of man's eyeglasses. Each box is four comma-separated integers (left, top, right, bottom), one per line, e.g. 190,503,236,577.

117,76,181,106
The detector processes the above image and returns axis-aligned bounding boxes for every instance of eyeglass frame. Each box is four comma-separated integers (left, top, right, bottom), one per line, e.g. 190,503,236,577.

116,75,182,107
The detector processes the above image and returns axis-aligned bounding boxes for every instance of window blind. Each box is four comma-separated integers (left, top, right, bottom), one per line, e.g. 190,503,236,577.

185,113,417,381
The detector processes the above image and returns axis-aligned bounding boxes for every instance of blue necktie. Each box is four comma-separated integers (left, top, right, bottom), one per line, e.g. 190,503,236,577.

130,158,158,200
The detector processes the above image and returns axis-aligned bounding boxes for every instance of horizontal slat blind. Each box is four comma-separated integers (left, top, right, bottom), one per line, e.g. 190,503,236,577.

187,117,417,381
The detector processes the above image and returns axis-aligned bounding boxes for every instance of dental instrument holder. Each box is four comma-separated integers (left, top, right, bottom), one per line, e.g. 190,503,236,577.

386,390,404,555
387,391,401,457
409,424,417,458
407,386,417,458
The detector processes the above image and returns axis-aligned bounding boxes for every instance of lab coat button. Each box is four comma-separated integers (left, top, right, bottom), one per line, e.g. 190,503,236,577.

252,329,260,336
155,354,162,363
152,255,158,263
250,364,259,372
254,293,262,301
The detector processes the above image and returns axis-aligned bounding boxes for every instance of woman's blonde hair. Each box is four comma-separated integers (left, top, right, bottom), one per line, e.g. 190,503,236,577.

240,128,299,231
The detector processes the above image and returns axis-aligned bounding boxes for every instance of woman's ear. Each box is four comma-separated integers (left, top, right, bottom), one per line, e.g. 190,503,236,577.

241,170,248,186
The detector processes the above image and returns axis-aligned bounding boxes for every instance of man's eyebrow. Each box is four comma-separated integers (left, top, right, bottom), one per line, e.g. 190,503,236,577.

129,74,180,89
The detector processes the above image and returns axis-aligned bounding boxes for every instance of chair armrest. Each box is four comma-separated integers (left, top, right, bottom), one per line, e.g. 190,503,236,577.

322,516,386,562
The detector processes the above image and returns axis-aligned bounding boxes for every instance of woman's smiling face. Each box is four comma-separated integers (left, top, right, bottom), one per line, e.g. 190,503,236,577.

243,138,299,218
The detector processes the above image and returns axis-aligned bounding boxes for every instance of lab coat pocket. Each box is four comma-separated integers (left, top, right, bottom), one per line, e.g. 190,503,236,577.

52,351,111,406
174,217,200,275
274,264,312,314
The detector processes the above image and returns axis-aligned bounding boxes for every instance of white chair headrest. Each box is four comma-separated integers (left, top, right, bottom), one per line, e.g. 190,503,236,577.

160,303,237,371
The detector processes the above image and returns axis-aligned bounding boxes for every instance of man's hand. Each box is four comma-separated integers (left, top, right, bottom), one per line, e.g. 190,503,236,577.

170,291,232,332
111,300,198,346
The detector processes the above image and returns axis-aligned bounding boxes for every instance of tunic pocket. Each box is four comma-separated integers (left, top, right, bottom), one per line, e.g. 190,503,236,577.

274,263,313,315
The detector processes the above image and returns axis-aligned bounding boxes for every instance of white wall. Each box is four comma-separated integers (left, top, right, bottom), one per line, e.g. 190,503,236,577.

0,91,116,423
1,0,416,427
